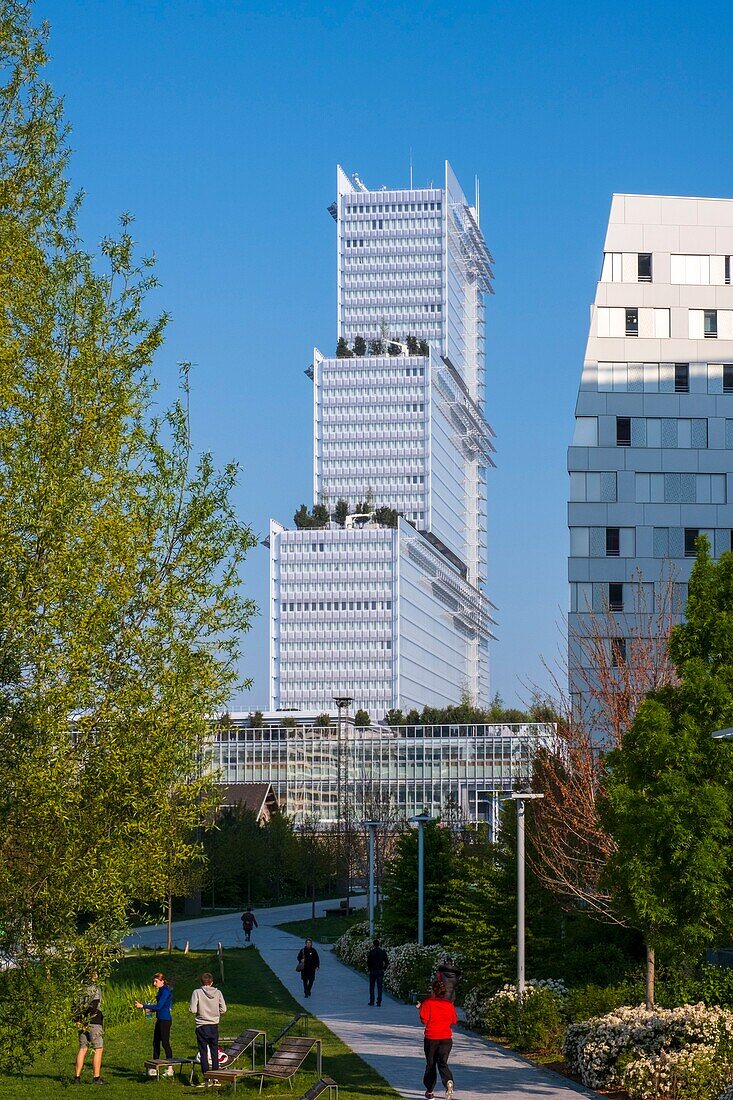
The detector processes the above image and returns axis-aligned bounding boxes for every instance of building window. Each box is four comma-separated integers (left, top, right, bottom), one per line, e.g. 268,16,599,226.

609,583,624,611
611,637,626,667
725,365,733,393
675,363,689,393
704,310,718,338
638,253,652,282
606,528,620,556
616,417,631,446
727,256,731,285
625,308,638,336
684,528,700,557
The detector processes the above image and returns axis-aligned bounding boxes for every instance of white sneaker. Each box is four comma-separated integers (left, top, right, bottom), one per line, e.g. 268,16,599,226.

148,1068,158,1077
445,1081,454,1100
165,1065,175,1076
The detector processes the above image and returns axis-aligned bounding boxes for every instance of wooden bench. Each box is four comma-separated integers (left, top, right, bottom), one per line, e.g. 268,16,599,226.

299,1077,339,1100
230,1035,323,1093
323,900,355,917
199,1028,266,1089
143,1057,195,1082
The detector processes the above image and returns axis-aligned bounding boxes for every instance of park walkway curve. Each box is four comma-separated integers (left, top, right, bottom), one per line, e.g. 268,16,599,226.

127,901,600,1100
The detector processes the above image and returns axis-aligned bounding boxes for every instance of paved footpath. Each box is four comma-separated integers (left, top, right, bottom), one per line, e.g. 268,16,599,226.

127,901,598,1100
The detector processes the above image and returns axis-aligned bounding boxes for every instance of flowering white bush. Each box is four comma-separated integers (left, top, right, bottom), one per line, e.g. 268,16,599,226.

463,987,490,1030
384,943,445,1002
333,921,371,971
488,978,568,1005
563,1003,733,1091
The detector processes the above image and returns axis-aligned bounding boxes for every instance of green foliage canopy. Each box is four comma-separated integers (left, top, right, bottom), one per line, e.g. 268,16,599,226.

603,540,733,958
0,3,256,1064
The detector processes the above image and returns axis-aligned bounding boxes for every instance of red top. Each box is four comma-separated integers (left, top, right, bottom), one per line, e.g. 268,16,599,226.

419,996,458,1040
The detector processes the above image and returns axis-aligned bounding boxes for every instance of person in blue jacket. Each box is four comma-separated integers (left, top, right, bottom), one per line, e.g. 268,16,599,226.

135,972,174,1074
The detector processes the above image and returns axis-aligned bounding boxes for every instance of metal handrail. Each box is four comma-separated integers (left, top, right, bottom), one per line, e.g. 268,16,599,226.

268,1012,310,1053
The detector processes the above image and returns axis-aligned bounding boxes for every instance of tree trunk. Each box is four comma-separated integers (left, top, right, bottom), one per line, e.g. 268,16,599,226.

311,877,316,921
167,893,173,954
646,944,655,1009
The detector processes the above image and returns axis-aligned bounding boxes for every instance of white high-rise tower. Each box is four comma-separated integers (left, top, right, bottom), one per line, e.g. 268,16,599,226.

270,162,495,718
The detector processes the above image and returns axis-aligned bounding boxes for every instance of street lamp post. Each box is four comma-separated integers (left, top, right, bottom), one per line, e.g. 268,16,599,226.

510,790,544,998
409,812,432,946
363,820,383,939
333,696,352,904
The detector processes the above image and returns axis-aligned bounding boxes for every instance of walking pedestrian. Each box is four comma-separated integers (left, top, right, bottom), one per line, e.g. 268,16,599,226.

367,938,389,1006
189,972,227,1086
435,957,461,1004
72,970,107,1086
296,938,320,998
240,907,258,942
418,977,457,1100
135,972,174,1075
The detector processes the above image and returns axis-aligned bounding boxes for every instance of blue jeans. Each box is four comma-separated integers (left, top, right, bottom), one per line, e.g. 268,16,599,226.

196,1024,219,1074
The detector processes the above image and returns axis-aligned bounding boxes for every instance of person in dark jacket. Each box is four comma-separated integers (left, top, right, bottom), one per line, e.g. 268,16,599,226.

367,938,389,1006
297,938,320,998
135,972,174,1074
241,908,258,942
418,978,457,1100
435,957,461,1004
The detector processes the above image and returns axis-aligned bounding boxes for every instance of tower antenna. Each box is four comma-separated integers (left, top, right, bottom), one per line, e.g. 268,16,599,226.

409,147,413,189
475,175,480,225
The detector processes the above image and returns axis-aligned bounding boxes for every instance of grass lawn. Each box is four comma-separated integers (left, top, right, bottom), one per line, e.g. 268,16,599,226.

276,913,365,945
0,948,399,1099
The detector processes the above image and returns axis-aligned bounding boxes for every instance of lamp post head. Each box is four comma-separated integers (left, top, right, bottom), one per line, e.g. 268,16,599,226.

712,728,733,740
363,819,384,829
409,812,433,826
510,790,545,801
334,696,353,709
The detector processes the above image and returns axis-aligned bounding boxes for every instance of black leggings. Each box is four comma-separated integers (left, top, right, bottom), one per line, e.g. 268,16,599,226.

423,1038,453,1092
153,1018,172,1059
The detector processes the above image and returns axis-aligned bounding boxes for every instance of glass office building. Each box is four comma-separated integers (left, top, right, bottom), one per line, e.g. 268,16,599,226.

270,163,496,717
212,718,557,832
568,194,733,709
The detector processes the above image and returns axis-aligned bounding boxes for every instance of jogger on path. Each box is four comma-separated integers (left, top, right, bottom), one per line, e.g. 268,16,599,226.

418,978,457,1100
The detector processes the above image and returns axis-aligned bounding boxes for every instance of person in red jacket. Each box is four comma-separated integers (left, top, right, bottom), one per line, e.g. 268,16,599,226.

418,977,457,1099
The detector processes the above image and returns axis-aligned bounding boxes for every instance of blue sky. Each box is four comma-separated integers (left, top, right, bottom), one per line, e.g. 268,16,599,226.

38,0,733,709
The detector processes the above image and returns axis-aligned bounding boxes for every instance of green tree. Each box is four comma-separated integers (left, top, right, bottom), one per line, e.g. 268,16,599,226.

419,339,430,355
353,335,366,356
386,709,404,725
388,341,401,356
333,498,349,526
293,503,312,529
381,821,455,943
440,832,514,989
336,336,352,357
316,712,332,728
311,503,329,527
374,506,398,527
354,708,370,726
250,710,264,728
602,540,733,1005
0,5,255,1064
369,339,384,355
405,334,419,354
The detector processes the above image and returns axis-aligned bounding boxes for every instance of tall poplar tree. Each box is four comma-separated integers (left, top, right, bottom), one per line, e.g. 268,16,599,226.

603,540,733,1005
0,2,256,1062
